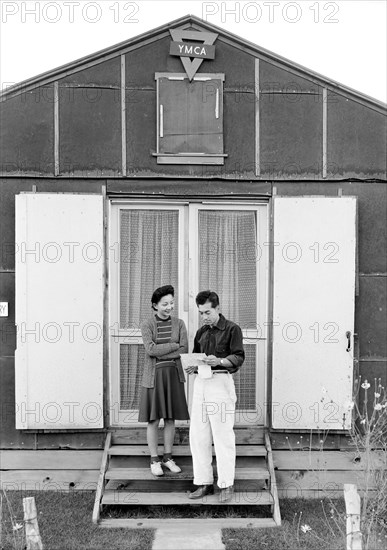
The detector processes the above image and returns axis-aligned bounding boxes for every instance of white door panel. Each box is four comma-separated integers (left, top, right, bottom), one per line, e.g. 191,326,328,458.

272,197,356,429
15,193,104,429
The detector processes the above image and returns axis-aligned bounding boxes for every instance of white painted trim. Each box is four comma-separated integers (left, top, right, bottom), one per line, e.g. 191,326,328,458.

121,55,127,176
54,82,59,176
255,58,260,177
155,72,225,81
15,195,28,429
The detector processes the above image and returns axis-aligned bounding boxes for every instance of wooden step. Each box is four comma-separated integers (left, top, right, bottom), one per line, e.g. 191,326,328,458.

102,490,274,506
94,431,281,527
105,466,270,481
99,517,278,529
111,427,265,446
107,445,267,457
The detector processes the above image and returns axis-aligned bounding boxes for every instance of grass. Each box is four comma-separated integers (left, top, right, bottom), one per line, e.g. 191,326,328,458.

2,492,386,550
0,490,154,550
222,499,387,550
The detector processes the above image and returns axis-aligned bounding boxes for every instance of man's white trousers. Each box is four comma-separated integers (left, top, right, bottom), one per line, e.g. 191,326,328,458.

189,373,237,489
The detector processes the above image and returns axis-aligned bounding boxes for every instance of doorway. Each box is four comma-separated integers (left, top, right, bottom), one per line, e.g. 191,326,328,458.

109,201,268,426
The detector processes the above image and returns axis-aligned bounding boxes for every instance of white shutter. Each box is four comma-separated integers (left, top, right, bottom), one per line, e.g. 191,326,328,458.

15,194,104,429
272,196,356,430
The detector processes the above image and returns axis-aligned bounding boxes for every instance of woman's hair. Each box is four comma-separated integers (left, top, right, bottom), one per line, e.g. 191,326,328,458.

151,285,175,310
195,290,219,308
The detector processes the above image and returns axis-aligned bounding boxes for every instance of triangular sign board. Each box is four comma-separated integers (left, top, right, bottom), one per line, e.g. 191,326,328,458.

169,29,218,80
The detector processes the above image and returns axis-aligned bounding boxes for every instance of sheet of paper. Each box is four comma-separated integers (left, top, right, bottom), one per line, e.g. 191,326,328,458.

180,353,207,369
197,363,212,379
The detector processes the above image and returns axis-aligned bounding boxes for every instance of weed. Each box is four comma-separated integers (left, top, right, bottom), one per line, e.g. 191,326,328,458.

348,377,387,548
0,490,25,550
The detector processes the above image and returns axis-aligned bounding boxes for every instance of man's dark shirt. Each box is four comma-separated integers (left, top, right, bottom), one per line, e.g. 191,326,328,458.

193,313,245,374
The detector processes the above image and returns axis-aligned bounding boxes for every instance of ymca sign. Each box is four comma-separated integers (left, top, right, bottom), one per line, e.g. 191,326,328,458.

170,41,215,60
169,28,218,80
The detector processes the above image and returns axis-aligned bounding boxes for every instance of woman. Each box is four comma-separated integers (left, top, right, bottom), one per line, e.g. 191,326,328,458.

139,285,189,476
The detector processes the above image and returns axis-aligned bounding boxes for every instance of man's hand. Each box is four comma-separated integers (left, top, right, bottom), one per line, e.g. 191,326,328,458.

203,355,220,367
185,366,198,375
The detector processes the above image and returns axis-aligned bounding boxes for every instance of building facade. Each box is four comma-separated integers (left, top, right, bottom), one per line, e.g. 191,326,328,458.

1,16,386,496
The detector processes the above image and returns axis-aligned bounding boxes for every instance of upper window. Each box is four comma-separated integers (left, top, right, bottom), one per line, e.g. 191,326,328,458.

154,73,226,165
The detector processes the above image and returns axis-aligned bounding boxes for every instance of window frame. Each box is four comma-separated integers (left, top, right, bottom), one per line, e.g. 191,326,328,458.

154,72,227,165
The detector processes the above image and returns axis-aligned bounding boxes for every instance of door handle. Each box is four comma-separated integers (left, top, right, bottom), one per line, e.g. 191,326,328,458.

346,331,351,352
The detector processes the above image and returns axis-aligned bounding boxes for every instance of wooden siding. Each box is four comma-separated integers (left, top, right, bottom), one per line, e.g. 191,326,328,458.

223,91,255,177
352,183,387,274
259,60,324,179
0,88,55,175
59,57,121,88
107,178,271,196
356,277,387,359
0,357,36,449
327,92,387,179
1,448,385,498
125,89,155,175
2,27,384,179
59,88,121,176
260,94,323,178
0,275,15,356
125,36,182,88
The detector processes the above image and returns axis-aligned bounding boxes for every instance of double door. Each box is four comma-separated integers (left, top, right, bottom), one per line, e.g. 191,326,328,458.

109,202,268,426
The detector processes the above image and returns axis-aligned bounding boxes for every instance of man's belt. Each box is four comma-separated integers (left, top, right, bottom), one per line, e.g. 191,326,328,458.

211,370,229,374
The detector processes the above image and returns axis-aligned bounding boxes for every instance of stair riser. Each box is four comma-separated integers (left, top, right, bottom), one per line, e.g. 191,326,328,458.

109,455,267,468
110,427,265,446
108,445,267,457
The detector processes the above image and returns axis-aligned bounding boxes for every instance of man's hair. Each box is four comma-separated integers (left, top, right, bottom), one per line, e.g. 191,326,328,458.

195,290,219,308
151,285,174,310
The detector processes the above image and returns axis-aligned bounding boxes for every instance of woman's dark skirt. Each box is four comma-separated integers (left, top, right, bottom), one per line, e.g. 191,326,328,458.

138,363,190,422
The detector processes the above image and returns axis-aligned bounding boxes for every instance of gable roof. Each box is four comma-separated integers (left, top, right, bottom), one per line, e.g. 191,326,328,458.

1,14,386,112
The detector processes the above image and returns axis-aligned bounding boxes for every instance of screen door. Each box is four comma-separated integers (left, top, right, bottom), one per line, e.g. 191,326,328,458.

109,201,268,426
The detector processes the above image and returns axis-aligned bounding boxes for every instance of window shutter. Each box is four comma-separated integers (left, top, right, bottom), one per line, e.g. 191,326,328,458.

159,77,223,155
271,197,356,430
15,194,104,429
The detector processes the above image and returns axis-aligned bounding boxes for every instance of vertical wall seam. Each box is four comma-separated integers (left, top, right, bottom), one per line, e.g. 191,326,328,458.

121,55,127,177
255,58,260,177
323,87,327,179
54,81,59,176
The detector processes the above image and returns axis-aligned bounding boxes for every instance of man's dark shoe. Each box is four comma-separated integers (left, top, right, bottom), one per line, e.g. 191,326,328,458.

219,485,234,503
188,485,214,499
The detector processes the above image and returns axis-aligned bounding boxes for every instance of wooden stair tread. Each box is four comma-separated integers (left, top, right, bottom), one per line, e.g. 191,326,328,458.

106,466,270,480
99,517,278,528
94,429,281,526
108,445,267,457
102,490,274,506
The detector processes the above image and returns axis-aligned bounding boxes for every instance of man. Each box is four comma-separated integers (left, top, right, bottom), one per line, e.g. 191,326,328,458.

185,290,245,503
